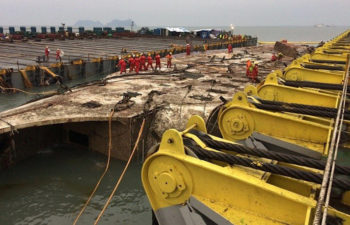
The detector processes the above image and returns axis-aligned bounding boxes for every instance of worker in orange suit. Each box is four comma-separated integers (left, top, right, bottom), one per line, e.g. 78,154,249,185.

146,54,154,70
135,55,141,74
228,43,233,53
128,55,135,72
246,60,252,77
118,57,127,74
246,59,252,77
155,53,161,70
140,53,146,71
186,44,191,56
166,52,172,68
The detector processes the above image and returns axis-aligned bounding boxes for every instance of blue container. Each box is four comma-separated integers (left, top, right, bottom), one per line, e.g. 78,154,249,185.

0,27,3,34
59,26,64,32
50,27,56,33
41,27,47,34
115,27,125,33
20,26,26,33
9,27,15,34
79,27,84,33
153,28,161,36
93,27,103,35
67,27,73,33
30,27,37,33
103,27,112,33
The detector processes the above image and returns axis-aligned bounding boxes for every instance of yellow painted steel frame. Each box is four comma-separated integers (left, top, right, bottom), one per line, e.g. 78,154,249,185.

311,52,350,62
245,72,341,109
218,92,333,155
141,116,350,225
40,66,58,78
283,61,344,84
295,54,347,68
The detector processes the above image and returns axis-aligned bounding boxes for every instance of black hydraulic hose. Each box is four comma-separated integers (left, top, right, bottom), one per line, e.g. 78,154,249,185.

256,98,349,114
183,138,350,190
302,64,345,71
251,102,350,120
283,80,349,92
311,59,346,65
188,129,350,175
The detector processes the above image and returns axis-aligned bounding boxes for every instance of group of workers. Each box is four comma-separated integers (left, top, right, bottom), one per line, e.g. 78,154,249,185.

117,52,170,75
117,43,193,75
44,46,64,62
246,60,259,82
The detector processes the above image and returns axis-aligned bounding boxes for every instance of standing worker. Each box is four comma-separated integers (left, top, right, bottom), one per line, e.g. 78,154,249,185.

246,60,252,77
155,53,161,70
117,57,127,74
45,46,50,62
186,43,191,56
146,53,154,70
134,55,141,74
56,48,63,62
166,52,172,68
140,53,146,71
251,63,259,82
128,55,135,72
228,43,233,53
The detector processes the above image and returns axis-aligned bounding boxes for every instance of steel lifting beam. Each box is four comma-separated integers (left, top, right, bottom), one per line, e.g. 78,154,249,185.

245,72,342,109
217,92,335,156
283,61,345,84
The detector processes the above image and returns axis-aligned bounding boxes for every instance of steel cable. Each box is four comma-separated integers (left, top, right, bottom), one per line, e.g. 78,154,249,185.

184,138,350,190
188,129,350,175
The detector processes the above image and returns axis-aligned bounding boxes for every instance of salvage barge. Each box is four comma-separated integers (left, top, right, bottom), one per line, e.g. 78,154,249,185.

0,35,257,92
141,30,350,224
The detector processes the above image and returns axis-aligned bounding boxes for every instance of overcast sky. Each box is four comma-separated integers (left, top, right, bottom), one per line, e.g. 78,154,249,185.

1,0,350,27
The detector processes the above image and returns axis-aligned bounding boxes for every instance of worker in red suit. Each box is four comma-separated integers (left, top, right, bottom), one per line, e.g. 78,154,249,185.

251,63,258,82
56,49,61,62
271,53,277,62
118,57,127,74
166,52,172,68
135,55,141,74
140,53,146,71
45,46,50,62
228,43,233,53
146,53,154,70
155,53,161,70
186,44,191,56
128,55,135,72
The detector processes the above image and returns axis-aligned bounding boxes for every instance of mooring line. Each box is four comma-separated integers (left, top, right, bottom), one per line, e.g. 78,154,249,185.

94,118,146,225
72,109,115,225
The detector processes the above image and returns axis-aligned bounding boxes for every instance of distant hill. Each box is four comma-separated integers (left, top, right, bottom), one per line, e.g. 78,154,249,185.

74,20,104,27
106,19,135,27
73,19,135,28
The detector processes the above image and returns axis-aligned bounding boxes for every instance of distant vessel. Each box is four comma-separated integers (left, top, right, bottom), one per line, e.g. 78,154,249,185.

314,24,325,28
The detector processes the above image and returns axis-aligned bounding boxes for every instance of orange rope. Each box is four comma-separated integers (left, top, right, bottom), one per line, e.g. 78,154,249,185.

72,110,115,225
94,118,146,225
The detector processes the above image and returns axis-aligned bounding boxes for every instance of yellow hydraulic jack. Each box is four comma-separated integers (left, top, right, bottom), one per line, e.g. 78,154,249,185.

142,116,350,225
245,72,343,109
283,58,346,84
216,91,347,158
